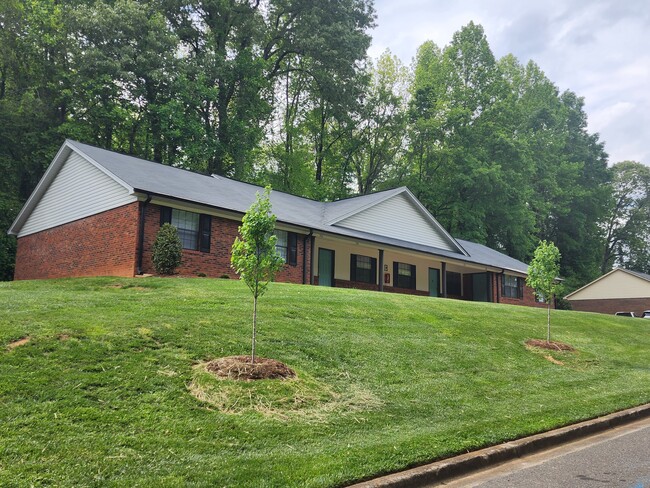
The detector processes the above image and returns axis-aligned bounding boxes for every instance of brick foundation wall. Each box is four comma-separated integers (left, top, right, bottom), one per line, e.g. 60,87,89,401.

569,298,650,317
318,273,542,303
499,283,547,308
141,204,310,284
14,203,140,280
327,278,434,297
334,279,379,291
492,273,548,309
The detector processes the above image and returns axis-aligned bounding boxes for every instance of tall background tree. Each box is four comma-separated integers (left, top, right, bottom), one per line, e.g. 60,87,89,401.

601,161,650,274
1,8,640,293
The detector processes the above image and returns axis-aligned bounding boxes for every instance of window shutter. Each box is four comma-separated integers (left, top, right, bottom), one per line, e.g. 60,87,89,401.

411,265,416,289
393,262,398,287
160,206,172,226
199,214,211,253
350,254,357,282
288,232,298,266
370,257,377,285
517,277,524,299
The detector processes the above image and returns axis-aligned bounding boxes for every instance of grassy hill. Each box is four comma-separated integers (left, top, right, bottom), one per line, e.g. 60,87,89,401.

1,277,649,487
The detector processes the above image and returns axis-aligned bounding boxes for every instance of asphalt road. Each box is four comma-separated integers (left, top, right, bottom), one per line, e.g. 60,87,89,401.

440,416,650,488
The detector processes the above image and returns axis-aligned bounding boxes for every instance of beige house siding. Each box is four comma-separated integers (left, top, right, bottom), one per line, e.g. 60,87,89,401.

567,269,650,300
313,235,495,294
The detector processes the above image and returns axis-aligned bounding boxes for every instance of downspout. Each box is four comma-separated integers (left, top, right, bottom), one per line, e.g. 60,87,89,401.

498,269,505,303
136,194,152,275
302,229,312,285
378,249,384,292
309,232,316,285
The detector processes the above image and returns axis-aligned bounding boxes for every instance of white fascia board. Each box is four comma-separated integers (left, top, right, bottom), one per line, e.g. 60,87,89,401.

147,195,311,234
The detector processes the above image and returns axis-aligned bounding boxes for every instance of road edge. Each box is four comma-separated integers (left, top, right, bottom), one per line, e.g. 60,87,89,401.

347,403,650,488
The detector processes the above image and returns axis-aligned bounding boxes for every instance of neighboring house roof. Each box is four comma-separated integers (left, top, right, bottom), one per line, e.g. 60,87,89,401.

564,268,650,300
9,140,531,275
624,269,650,282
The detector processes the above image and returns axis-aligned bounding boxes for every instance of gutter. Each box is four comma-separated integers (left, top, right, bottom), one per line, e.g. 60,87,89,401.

136,194,152,275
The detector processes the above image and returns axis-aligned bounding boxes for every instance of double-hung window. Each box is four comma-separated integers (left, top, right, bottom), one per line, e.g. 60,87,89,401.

274,230,298,266
350,254,377,284
393,262,416,289
160,207,211,252
502,275,524,299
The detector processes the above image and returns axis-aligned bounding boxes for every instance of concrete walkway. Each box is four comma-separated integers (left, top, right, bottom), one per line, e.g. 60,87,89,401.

348,403,650,488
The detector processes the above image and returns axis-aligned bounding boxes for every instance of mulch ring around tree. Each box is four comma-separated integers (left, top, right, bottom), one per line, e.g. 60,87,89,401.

525,338,575,352
206,355,296,381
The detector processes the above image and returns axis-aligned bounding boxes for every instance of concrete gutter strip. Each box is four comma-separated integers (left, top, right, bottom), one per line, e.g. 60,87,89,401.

348,403,650,488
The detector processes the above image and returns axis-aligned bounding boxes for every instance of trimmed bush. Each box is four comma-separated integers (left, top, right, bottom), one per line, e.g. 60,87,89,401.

152,223,182,275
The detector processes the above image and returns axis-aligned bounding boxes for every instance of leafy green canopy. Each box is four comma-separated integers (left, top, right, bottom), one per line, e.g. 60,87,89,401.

527,240,562,303
231,187,284,363
527,240,562,341
231,188,284,299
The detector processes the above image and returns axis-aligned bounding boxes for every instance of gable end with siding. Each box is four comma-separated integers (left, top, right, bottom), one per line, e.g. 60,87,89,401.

333,192,460,253
15,151,137,237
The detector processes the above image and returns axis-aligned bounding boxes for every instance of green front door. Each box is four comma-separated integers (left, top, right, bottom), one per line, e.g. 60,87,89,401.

318,249,335,287
471,273,489,302
428,268,440,297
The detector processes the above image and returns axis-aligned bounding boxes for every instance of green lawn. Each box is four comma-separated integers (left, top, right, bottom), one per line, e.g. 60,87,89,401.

1,277,649,487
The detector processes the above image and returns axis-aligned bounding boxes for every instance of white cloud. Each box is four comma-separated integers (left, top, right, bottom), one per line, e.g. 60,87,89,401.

369,0,650,165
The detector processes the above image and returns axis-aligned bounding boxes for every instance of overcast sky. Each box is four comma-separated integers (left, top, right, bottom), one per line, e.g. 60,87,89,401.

368,0,650,166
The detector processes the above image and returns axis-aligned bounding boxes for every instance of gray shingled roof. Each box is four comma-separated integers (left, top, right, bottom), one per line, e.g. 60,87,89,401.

63,140,530,274
623,269,650,282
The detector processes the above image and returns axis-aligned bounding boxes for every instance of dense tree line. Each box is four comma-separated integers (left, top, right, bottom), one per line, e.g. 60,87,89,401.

1,2,648,292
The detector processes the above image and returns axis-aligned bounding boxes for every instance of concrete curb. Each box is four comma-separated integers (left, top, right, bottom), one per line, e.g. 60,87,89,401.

348,403,650,488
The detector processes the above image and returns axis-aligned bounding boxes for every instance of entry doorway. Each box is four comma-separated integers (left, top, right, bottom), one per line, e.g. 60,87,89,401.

318,249,335,287
428,268,440,297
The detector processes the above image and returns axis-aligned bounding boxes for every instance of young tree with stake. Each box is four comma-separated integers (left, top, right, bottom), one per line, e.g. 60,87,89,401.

526,240,562,342
231,188,284,364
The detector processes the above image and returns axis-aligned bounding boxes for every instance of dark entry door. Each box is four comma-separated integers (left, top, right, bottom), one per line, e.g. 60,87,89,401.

318,249,335,287
428,268,440,297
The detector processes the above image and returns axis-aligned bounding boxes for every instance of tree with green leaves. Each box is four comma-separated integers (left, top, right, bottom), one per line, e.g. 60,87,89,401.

526,241,562,342
231,187,284,364
601,161,650,274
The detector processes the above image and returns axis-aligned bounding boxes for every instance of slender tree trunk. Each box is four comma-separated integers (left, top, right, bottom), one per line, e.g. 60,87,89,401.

251,294,258,364
547,302,551,342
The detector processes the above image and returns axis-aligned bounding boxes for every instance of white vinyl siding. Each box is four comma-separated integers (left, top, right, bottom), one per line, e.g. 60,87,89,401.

19,152,136,237
334,193,457,252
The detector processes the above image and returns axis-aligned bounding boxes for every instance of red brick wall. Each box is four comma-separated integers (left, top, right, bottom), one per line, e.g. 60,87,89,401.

569,298,650,317
499,283,547,308
141,204,310,283
14,203,140,280
325,278,430,296
494,274,548,309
